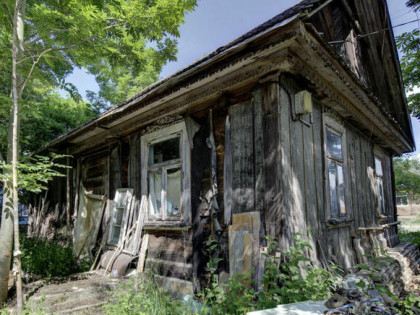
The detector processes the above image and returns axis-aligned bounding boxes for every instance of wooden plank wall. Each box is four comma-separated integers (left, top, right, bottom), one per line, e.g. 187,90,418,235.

259,76,397,268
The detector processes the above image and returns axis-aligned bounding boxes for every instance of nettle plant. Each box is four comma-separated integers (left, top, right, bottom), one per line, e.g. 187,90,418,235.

200,234,340,314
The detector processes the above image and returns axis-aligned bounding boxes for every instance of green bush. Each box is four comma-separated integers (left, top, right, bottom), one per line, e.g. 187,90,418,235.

200,234,340,314
103,279,191,315
20,236,88,278
399,229,420,248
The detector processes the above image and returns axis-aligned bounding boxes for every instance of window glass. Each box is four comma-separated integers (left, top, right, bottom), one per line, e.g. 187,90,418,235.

116,191,127,208
149,137,180,164
110,226,121,245
326,129,342,160
375,158,383,177
377,178,385,214
148,170,162,219
328,162,339,217
337,165,346,215
166,167,182,218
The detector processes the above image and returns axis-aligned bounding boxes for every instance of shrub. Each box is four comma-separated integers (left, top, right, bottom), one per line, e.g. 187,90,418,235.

399,229,420,249
20,236,88,278
200,234,340,314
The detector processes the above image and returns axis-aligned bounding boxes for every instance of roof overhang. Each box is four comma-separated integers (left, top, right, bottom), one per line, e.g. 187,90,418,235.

36,15,414,156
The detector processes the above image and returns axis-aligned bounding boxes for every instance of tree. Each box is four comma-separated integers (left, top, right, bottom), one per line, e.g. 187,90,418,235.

396,0,420,118
0,0,197,309
393,157,420,203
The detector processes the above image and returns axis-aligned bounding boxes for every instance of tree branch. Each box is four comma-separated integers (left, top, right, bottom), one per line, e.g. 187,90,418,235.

18,49,51,98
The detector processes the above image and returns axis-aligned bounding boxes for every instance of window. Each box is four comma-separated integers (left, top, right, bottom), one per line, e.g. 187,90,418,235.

375,157,386,215
323,116,347,219
141,122,191,223
108,188,133,246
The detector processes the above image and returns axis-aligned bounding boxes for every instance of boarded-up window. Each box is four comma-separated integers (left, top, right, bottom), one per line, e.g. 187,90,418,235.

141,122,191,223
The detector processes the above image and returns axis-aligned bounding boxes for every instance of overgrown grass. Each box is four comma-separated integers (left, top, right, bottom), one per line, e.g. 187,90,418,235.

20,236,89,278
103,279,192,315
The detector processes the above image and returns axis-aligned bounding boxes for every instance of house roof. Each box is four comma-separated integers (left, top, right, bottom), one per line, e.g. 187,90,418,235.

35,0,414,154
34,0,321,154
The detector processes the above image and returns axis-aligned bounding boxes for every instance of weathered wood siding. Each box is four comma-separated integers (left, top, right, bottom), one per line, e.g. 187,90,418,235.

256,76,397,268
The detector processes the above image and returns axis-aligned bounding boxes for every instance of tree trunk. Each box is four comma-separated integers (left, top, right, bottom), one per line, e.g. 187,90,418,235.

0,129,14,303
0,0,27,310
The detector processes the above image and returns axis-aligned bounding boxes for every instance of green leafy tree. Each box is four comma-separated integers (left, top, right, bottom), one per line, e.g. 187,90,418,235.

396,0,420,118
393,157,420,203
0,0,197,309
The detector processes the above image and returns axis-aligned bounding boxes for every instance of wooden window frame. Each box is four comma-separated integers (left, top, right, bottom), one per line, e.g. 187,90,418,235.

323,115,349,220
141,122,191,225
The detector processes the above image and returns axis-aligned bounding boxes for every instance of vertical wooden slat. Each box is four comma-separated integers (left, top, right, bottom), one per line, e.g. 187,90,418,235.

262,83,282,239
253,89,265,231
278,87,293,249
66,151,71,237
312,103,328,259
355,136,365,229
303,111,318,261
229,101,255,214
289,95,306,241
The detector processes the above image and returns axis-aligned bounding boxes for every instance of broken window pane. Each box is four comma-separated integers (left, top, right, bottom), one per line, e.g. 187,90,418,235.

326,129,342,160
149,137,180,164
148,170,162,220
166,167,181,218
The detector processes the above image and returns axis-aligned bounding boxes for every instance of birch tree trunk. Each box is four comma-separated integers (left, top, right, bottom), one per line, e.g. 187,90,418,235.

0,0,26,309
12,0,26,311
0,131,14,303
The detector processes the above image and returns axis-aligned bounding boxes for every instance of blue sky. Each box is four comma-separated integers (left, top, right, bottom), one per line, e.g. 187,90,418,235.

67,0,420,154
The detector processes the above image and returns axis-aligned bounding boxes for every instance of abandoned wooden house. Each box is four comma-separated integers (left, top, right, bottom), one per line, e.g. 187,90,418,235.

29,0,415,293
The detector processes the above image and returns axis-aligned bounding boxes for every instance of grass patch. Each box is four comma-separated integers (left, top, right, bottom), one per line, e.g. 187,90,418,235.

103,279,192,315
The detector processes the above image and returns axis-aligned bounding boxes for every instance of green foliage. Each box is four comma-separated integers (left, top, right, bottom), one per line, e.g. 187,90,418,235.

260,235,338,305
396,1,420,118
393,157,420,203
20,236,88,278
200,234,340,314
0,0,197,155
396,291,420,315
103,279,191,315
0,154,69,193
399,229,420,248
